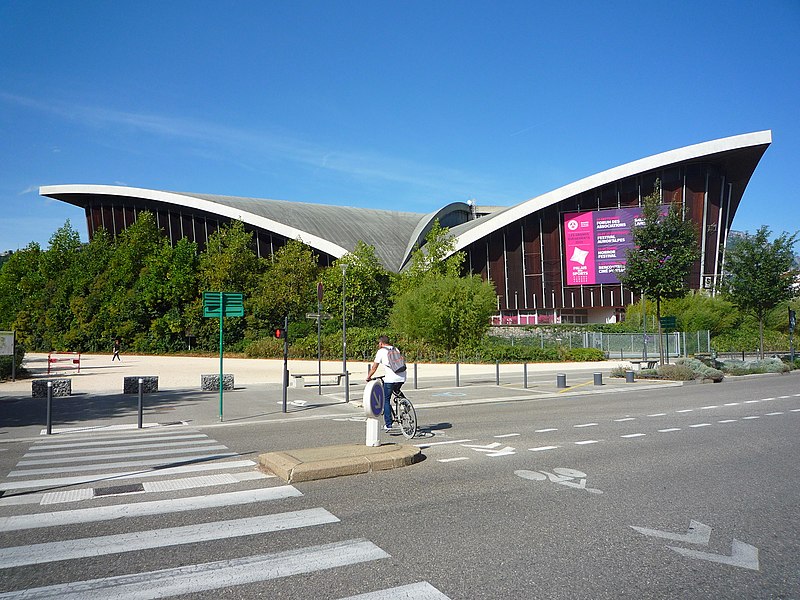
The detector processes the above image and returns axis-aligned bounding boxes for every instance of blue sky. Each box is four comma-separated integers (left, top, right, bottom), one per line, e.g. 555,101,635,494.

1,0,798,252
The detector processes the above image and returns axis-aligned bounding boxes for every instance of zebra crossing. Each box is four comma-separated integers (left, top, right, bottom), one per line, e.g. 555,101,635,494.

0,427,451,599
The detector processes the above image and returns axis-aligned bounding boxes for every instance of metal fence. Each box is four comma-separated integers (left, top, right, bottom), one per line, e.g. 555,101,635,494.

488,329,712,359
584,331,711,359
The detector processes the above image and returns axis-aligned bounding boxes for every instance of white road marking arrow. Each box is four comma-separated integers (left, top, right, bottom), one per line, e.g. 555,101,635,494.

462,442,502,450
485,447,516,457
669,539,759,571
462,442,514,456
630,520,712,545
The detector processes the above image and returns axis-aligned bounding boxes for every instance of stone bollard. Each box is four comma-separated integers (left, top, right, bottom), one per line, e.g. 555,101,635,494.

201,373,234,391
32,378,71,398
124,376,158,394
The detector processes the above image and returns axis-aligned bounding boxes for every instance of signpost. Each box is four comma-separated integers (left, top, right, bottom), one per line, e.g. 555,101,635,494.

659,316,677,364
0,331,15,381
789,308,796,365
307,281,331,396
202,291,244,422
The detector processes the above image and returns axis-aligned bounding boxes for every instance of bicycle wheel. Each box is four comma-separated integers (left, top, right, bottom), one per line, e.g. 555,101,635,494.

396,398,417,438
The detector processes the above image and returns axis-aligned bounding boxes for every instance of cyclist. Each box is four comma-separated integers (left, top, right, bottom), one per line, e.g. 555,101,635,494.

366,335,406,432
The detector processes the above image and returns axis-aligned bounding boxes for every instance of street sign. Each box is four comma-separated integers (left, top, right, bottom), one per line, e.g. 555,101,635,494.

203,292,244,317
201,291,245,422
306,312,333,320
0,331,13,356
659,316,677,330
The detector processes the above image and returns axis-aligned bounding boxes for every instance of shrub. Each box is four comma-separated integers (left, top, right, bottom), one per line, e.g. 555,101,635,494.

244,337,284,359
720,357,789,375
656,364,695,381
674,358,724,382
559,347,605,362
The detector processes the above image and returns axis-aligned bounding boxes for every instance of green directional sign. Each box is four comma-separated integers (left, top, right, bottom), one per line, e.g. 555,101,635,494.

659,316,677,331
202,291,244,422
203,291,244,317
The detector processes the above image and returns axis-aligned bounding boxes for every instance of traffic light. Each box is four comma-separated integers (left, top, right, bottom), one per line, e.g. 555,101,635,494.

274,328,287,340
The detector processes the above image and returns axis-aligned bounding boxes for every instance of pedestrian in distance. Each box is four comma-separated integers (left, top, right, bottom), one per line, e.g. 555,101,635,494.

366,335,407,431
112,337,121,362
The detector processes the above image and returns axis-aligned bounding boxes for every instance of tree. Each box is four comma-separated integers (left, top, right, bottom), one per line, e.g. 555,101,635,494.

250,239,319,338
393,220,465,296
722,226,799,358
391,274,496,352
192,220,264,351
321,241,393,329
618,180,700,364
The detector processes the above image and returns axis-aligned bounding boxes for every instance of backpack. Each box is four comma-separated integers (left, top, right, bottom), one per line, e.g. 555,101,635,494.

386,346,407,373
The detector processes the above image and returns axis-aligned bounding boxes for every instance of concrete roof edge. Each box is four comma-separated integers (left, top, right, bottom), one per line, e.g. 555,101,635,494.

447,130,773,254
39,184,350,258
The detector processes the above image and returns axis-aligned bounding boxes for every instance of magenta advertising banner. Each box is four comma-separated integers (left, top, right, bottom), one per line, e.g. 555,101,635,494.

563,207,645,285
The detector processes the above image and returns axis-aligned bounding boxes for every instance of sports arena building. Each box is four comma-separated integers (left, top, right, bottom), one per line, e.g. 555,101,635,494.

41,130,771,325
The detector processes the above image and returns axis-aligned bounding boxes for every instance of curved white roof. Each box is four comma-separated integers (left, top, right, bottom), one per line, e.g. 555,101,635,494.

40,131,771,271
447,130,772,253
39,185,468,271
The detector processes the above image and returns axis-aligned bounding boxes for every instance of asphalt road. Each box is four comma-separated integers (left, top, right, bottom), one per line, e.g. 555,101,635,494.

1,373,798,599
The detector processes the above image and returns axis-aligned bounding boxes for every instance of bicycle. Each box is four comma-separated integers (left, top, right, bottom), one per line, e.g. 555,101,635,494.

368,376,418,438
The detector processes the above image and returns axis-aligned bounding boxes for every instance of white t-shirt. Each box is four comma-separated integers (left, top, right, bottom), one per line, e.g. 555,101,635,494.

373,345,407,383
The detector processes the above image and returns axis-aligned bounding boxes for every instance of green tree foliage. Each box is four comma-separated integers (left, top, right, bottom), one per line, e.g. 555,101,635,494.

250,239,320,338
619,180,700,363
0,242,43,345
321,241,392,329
722,226,799,358
661,292,740,336
393,220,465,296
391,275,496,351
192,220,264,351
137,237,199,351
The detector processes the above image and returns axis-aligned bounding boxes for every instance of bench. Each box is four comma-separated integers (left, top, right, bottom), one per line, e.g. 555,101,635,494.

629,360,658,371
201,373,234,391
290,372,347,388
123,376,159,394
32,379,71,398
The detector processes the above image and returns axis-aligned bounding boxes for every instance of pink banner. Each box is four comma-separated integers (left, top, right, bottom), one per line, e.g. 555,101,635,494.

564,211,595,285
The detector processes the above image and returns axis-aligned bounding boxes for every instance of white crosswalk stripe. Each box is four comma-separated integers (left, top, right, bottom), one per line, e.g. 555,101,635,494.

0,428,451,598
0,508,340,568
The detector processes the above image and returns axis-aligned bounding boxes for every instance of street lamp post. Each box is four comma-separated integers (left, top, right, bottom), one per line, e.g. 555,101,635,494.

341,262,349,403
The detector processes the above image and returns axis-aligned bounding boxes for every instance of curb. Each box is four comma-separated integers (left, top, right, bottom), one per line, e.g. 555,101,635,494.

258,443,421,483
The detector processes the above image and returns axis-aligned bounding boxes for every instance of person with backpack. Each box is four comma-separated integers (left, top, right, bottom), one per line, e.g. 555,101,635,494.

366,335,407,432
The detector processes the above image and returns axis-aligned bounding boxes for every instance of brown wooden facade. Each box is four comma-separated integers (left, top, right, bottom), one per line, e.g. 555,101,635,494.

464,147,768,324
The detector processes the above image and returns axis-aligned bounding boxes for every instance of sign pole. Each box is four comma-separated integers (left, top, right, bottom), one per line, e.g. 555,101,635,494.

219,312,224,422
201,291,244,424
282,315,289,413
317,282,323,396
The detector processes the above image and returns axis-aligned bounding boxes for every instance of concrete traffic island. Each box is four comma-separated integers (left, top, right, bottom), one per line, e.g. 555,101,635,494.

259,443,421,483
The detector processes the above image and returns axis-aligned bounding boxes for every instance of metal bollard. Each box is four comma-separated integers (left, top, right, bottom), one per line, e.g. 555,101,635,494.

593,372,603,386
413,363,418,389
556,373,567,389
46,381,53,435
523,363,528,389
496,360,500,386
137,378,144,429
455,362,460,387
625,370,635,383
344,371,350,403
